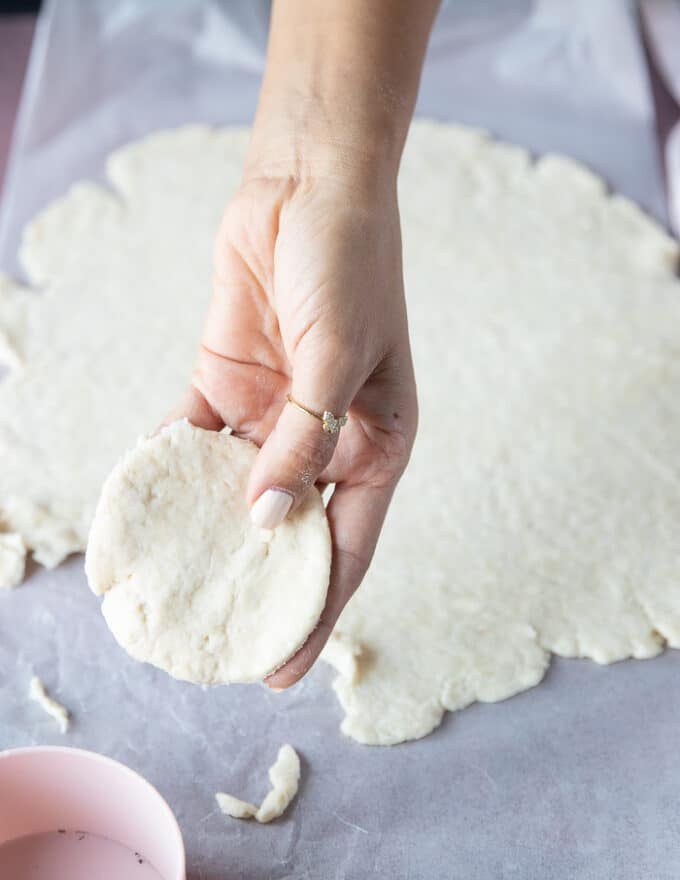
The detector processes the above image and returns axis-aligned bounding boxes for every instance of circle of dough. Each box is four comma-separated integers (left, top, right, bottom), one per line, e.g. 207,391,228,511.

85,420,331,684
5,122,680,745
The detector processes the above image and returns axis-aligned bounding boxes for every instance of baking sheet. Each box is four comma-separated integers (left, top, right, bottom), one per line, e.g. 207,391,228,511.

2,2,680,878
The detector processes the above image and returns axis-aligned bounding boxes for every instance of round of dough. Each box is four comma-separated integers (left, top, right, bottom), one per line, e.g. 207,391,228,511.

85,420,331,684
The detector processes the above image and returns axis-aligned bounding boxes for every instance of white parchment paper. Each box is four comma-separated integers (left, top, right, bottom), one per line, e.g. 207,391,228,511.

2,2,679,878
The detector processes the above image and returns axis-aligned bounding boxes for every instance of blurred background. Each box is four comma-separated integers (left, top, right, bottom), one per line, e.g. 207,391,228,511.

1,0,679,270
0,1,39,193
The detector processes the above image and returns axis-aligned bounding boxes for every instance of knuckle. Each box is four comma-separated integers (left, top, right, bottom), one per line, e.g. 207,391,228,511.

365,426,416,489
287,434,335,479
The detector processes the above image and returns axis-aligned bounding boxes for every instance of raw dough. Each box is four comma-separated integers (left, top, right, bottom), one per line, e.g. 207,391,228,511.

29,676,70,732
0,532,26,589
85,420,330,684
216,744,301,824
3,123,680,742
215,793,257,820
0,128,251,580
320,631,363,685
0,274,29,371
255,744,301,823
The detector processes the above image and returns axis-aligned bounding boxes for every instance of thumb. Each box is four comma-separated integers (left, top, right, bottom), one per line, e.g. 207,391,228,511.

247,342,357,530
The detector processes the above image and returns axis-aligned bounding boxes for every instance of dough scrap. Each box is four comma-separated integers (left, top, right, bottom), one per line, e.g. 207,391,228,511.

85,421,330,684
215,793,257,820
0,532,26,589
3,123,680,743
256,743,301,823
29,676,70,733
216,744,301,824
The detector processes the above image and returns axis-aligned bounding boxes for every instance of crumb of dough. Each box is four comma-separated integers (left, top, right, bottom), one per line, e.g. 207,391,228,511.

216,744,301,825
215,793,257,820
255,744,301,823
0,532,26,590
29,676,70,733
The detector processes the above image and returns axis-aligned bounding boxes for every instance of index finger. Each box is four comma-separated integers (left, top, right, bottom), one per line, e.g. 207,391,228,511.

264,480,395,690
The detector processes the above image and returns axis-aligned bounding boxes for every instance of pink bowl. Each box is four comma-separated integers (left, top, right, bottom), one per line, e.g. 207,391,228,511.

0,746,185,879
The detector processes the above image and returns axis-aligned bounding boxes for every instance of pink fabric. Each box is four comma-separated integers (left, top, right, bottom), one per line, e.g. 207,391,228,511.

0,14,34,196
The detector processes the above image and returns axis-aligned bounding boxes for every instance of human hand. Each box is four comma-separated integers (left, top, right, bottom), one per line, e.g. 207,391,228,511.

167,0,441,687
169,163,417,688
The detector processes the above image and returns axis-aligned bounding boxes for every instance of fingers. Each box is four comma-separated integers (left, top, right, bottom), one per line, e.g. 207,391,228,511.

158,384,224,432
265,481,394,690
192,343,286,444
247,404,337,527
247,345,361,529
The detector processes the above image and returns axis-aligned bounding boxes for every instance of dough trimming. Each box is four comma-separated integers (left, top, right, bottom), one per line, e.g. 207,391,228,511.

216,744,301,824
29,676,70,733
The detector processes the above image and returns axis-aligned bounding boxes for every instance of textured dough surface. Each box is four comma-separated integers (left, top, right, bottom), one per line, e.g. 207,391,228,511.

85,421,330,684
215,793,257,820
320,631,363,685
3,123,680,742
0,128,251,579
216,744,301,824
0,532,26,589
255,744,301,823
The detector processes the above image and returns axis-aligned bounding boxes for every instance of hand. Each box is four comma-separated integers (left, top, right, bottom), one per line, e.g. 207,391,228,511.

169,166,417,688
168,0,439,686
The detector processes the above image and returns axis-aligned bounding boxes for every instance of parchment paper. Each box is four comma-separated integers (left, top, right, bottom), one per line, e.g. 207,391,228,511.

2,2,680,878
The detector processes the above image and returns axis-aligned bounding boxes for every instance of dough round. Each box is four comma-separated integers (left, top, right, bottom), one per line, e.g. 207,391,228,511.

85,420,331,684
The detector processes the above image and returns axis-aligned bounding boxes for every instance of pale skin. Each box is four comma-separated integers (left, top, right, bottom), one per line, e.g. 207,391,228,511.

169,0,441,688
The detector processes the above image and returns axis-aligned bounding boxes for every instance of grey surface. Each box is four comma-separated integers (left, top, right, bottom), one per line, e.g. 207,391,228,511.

1,2,680,878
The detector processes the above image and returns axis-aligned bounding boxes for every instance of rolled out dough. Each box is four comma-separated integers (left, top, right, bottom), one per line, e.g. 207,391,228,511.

3,123,680,743
0,532,26,589
85,421,330,684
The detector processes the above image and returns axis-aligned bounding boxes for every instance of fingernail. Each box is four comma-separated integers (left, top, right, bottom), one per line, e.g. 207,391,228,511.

268,685,284,693
250,489,293,530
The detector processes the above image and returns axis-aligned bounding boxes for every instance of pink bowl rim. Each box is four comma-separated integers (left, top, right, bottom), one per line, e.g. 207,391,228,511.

0,745,185,876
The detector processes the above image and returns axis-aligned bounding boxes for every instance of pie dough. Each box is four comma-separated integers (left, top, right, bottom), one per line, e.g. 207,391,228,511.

3,123,680,743
320,631,363,685
85,421,330,684
0,532,26,589
216,744,300,824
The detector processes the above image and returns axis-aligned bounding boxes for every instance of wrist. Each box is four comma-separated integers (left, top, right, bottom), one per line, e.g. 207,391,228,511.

244,86,405,189
244,2,422,188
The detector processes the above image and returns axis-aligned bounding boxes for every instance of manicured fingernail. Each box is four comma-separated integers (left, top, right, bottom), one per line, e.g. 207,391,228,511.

268,685,284,693
250,488,293,530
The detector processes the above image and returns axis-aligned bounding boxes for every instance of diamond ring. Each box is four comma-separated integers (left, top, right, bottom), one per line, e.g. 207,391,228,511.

286,394,348,435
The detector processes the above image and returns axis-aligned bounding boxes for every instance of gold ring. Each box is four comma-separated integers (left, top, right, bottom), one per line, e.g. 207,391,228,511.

286,394,348,435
